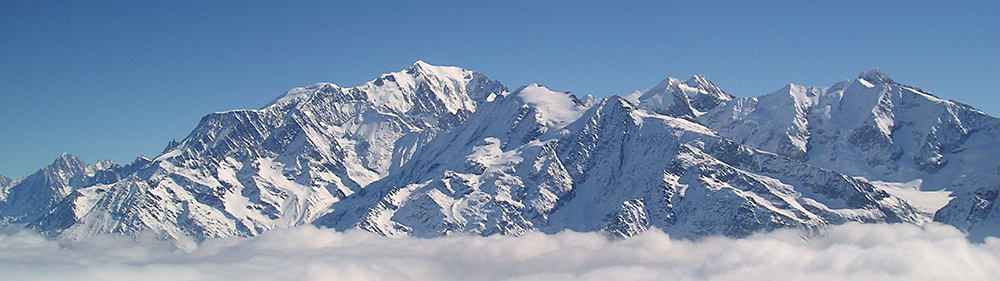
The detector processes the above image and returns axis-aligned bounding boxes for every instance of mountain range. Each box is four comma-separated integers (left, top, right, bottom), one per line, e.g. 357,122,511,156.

2,62,997,249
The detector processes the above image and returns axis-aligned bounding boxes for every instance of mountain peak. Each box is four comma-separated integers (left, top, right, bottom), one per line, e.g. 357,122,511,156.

685,75,732,97
264,82,339,108
404,60,470,80
39,153,88,185
405,60,438,75
52,153,84,169
93,159,118,169
513,83,548,92
858,68,894,85
685,75,712,87
411,60,430,68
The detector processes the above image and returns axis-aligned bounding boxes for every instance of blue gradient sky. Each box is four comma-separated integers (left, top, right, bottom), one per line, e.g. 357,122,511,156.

2,1,998,178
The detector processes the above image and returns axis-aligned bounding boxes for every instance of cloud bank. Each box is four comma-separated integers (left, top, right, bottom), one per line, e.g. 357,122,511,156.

1,223,998,281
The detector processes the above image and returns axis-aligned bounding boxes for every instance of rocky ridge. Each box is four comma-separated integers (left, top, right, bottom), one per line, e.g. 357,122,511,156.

2,63,995,247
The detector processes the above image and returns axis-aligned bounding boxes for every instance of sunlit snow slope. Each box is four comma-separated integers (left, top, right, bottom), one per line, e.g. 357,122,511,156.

2,63,997,246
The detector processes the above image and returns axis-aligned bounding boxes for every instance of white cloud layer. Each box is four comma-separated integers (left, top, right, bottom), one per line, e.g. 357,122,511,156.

2,223,998,281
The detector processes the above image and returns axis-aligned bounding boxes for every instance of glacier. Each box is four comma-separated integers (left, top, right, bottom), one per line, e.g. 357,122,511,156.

693,68,1000,241
2,63,997,248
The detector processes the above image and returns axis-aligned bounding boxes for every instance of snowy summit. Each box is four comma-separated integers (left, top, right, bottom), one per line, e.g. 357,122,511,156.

2,62,999,248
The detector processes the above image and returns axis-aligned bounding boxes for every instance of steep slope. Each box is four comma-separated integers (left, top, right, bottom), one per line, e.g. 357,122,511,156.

934,189,1000,242
0,175,11,199
625,75,734,120
701,69,1000,192
0,154,142,225
8,64,995,245
699,84,826,161
316,84,922,239
697,69,1000,239
28,62,507,246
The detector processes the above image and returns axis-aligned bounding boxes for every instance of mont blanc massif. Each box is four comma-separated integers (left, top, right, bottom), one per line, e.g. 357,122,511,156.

3,62,999,249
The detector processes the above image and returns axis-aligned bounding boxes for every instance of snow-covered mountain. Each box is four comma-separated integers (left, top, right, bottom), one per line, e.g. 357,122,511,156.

692,69,1000,240
20,61,506,249
314,82,922,239
625,75,734,121
2,63,996,246
699,69,1000,188
0,154,144,225
0,175,11,195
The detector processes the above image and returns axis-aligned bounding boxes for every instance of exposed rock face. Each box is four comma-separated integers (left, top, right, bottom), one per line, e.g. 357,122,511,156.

19,62,507,248
315,85,922,240
1,154,142,225
694,69,1000,240
699,70,1000,191
935,188,1000,242
6,64,997,246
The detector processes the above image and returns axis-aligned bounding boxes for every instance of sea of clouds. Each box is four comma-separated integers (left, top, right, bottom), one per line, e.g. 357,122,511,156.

2,222,998,280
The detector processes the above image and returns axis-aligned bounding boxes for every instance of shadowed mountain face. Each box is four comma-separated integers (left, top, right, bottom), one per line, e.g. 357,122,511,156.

3,63,997,247
315,85,921,240
12,62,508,249
1,154,145,224
691,69,1000,241
700,69,1000,189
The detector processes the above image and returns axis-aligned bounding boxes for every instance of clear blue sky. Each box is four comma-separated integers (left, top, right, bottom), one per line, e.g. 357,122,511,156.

2,1,998,178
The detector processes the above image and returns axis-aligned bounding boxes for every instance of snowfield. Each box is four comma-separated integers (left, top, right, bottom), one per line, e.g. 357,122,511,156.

3,63,1000,280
